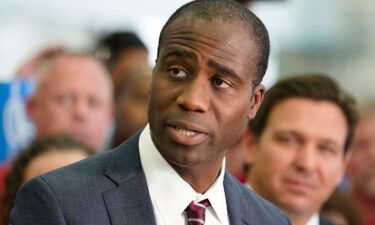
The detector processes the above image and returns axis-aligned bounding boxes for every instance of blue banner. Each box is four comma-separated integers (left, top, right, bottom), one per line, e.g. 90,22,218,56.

0,79,35,163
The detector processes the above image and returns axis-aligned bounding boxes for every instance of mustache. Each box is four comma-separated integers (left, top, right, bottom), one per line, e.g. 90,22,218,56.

165,112,211,131
282,170,318,186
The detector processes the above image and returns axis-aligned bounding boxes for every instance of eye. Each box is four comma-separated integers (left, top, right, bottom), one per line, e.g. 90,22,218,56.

275,134,301,149
212,77,230,89
319,144,339,155
88,97,101,108
56,94,73,106
277,135,295,144
168,67,188,79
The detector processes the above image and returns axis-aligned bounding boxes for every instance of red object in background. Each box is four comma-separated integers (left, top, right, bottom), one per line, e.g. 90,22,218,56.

236,173,246,184
0,164,10,199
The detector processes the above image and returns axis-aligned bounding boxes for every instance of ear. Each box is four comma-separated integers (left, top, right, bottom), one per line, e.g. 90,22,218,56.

343,150,352,168
336,150,352,185
26,97,37,120
247,84,265,120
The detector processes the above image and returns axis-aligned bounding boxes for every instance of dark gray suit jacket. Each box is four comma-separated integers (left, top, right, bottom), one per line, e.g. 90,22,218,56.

10,131,290,225
320,216,337,225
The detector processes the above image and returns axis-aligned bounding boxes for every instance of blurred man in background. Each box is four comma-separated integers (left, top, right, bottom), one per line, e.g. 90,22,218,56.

27,53,114,151
347,102,375,225
111,64,151,147
246,74,358,225
96,32,149,92
15,46,64,78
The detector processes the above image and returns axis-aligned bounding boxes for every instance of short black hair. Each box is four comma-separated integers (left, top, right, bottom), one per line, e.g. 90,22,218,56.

234,0,252,4
249,74,358,153
157,0,270,86
97,32,147,69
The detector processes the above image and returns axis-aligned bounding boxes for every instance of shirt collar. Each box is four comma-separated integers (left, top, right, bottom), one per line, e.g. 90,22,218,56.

306,214,319,225
139,124,227,224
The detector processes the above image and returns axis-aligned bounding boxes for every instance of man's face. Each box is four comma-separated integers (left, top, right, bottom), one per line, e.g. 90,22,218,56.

148,17,264,170
28,56,113,150
111,49,149,89
249,98,348,216
347,112,375,199
116,73,150,141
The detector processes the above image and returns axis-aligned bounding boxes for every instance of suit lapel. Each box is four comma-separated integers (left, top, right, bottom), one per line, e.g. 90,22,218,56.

102,131,156,225
224,172,252,225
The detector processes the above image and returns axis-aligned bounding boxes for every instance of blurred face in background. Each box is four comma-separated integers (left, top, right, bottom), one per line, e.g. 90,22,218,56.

27,55,114,150
110,48,149,90
347,111,375,200
113,66,151,145
23,148,90,182
248,98,349,218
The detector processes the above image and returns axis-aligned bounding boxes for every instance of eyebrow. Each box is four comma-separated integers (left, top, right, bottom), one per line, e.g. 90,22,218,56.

163,49,197,61
321,139,343,150
162,49,241,82
276,129,343,149
275,130,301,138
208,60,241,82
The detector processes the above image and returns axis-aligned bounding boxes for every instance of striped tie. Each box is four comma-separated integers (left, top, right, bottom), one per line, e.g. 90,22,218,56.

184,199,211,225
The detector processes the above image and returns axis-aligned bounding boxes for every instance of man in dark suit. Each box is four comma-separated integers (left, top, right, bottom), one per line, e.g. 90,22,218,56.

10,0,291,224
245,74,358,225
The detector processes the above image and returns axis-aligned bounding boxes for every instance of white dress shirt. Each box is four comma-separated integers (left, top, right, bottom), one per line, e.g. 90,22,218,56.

139,124,230,225
306,214,319,225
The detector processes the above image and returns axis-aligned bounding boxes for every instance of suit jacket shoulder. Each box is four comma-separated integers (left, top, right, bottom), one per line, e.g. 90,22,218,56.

11,149,116,225
11,130,290,225
10,131,156,225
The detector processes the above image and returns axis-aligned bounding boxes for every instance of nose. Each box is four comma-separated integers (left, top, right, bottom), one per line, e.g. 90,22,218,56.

176,77,209,113
73,99,89,121
294,144,317,172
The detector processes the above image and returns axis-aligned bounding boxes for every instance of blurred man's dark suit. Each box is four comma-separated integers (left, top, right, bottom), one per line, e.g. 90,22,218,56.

320,217,338,225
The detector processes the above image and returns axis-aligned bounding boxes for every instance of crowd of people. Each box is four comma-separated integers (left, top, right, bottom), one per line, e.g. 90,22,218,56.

0,0,374,225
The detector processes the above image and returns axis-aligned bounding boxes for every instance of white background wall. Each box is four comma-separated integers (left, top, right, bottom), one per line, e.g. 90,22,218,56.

1,0,375,99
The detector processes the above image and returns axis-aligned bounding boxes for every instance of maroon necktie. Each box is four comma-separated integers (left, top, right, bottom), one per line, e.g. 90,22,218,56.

184,199,211,225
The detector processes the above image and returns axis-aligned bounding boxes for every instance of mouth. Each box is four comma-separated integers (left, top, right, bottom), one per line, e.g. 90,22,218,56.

71,128,93,141
174,127,200,136
284,179,315,194
166,121,208,146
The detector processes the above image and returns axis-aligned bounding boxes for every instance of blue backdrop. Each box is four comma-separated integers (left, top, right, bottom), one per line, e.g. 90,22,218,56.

0,79,35,164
